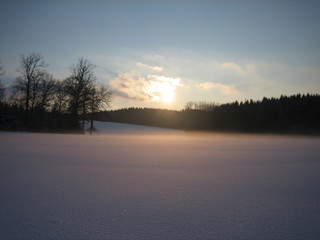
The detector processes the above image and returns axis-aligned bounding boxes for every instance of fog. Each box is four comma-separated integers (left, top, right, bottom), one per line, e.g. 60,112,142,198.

1,122,320,240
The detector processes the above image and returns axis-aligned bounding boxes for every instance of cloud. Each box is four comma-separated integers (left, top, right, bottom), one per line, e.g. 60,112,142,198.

110,73,183,102
221,62,246,75
146,75,183,102
110,74,150,101
136,62,164,72
147,75,183,86
197,82,239,95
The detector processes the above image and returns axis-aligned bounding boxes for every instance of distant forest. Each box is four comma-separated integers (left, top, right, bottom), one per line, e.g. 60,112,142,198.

96,94,320,135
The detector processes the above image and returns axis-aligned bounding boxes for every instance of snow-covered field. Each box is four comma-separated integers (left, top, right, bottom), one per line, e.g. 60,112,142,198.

1,121,320,240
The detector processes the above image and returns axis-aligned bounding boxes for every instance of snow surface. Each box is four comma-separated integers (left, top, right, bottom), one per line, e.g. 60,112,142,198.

91,121,185,135
1,122,320,240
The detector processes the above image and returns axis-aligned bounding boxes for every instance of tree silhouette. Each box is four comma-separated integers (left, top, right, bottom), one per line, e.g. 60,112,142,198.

0,62,5,102
35,71,56,110
64,58,96,129
14,53,46,126
87,84,112,134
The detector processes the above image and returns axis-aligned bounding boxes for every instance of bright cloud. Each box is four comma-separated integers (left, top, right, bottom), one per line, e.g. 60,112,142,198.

110,73,183,103
136,62,164,72
148,75,183,86
147,75,183,103
198,82,239,95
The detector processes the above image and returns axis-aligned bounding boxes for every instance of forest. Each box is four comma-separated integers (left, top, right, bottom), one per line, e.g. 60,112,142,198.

96,94,320,135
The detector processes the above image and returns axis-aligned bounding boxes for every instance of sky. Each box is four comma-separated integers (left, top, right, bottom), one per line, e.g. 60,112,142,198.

1,0,320,110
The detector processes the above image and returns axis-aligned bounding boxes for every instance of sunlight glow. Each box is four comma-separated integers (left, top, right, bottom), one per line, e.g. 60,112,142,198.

147,75,182,104
160,84,175,103
110,74,183,104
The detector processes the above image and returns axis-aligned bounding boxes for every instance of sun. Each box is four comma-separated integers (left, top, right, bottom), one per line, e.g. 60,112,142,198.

159,84,175,103
145,75,182,104
161,88,175,103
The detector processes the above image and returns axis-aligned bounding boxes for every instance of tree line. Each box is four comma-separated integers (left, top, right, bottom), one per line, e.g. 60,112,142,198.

0,53,112,133
96,94,320,135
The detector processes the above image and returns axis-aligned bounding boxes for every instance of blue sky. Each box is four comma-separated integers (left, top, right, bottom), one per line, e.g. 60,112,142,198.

1,0,320,109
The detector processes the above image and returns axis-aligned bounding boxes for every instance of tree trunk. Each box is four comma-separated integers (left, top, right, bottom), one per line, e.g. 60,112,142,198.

89,112,94,135
25,80,30,127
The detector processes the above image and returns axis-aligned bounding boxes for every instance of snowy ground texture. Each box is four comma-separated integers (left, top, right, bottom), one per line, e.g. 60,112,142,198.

1,121,320,240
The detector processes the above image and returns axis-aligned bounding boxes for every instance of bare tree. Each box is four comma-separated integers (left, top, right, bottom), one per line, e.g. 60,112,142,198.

52,80,68,113
64,58,96,129
184,101,195,110
15,53,46,124
0,82,4,102
0,62,5,102
0,63,4,76
184,101,217,111
87,84,112,134
35,71,56,110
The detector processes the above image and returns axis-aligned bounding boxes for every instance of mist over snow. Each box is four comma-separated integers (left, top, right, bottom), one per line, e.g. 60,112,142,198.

91,121,184,135
1,122,320,240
